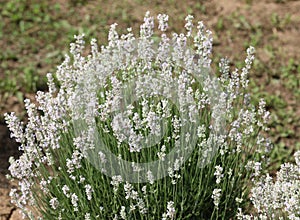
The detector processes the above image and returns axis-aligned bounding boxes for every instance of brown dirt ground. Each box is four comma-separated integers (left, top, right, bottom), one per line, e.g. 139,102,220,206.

0,0,299,219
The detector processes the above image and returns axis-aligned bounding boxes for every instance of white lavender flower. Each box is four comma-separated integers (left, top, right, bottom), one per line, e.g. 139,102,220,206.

185,15,194,37
162,201,176,220
137,198,147,214
85,184,93,201
240,46,255,89
111,175,123,192
214,165,224,184
212,188,222,210
146,170,154,184
157,145,166,161
246,161,262,177
84,213,91,220
49,197,59,210
71,193,79,212
62,185,70,198
66,150,83,174
120,206,126,219
157,14,169,32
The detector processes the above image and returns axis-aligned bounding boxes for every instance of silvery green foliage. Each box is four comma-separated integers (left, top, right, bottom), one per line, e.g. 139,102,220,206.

238,151,300,220
5,12,273,219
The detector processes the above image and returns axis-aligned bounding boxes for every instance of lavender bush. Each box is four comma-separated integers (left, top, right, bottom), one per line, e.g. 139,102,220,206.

5,12,275,219
238,150,300,220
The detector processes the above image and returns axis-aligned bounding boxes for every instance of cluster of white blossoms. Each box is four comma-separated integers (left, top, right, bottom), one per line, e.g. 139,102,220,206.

212,188,222,210
4,11,274,219
238,151,300,220
162,201,176,220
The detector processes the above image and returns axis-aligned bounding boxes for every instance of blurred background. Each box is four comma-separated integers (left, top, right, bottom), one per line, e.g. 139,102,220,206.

0,0,299,218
